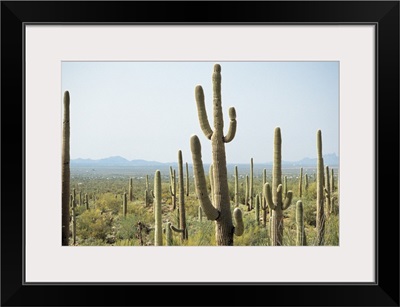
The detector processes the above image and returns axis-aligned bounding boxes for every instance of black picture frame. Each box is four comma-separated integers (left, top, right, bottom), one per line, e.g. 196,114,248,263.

1,1,399,306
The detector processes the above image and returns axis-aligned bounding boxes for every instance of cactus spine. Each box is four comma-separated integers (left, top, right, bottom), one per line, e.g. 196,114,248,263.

190,64,244,246
264,127,293,246
316,130,325,245
296,200,307,246
62,91,70,246
178,150,188,240
154,170,163,246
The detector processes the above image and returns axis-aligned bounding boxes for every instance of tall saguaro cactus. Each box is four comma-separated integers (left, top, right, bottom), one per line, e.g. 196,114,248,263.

316,130,325,245
234,165,239,207
62,91,70,246
299,167,303,198
296,200,307,246
264,127,293,246
154,170,163,246
190,64,244,246
178,150,188,240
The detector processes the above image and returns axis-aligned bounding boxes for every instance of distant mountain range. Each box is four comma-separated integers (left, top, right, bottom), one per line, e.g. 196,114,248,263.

70,153,338,167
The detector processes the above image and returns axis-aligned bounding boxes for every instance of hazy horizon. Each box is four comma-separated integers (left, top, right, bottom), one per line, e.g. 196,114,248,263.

62,61,339,164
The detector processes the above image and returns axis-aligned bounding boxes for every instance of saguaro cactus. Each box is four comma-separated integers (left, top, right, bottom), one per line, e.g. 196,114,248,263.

178,150,188,240
249,158,254,211
261,168,268,227
299,167,303,198
296,200,307,246
62,91,70,246
169,166,177,210
123,192,128,217
264,127,293,246
316,130,325,245
325,165,331,219
154,170,163,246
234,165,239,207
190,64,244,246
129,178,134,202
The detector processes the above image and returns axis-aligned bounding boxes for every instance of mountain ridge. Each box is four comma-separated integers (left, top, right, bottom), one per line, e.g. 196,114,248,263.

70,153,339,167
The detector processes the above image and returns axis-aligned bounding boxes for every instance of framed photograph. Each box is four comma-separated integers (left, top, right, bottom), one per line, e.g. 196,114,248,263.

2,1,399,306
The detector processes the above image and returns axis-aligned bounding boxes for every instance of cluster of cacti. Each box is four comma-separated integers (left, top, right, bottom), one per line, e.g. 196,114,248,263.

62,91,70,246
190,64,244,246
63,64,339,247
264,127,293,246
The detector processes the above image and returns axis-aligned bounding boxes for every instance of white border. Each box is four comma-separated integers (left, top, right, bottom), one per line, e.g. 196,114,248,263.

25,25,375,283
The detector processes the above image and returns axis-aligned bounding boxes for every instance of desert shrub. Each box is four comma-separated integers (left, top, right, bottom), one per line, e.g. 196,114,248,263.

76,208,113,242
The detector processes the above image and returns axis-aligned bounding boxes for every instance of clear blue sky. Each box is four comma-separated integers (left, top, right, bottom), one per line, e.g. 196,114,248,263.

62,61,339,164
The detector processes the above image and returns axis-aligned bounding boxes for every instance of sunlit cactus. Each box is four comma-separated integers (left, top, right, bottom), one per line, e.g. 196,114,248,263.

264,127,293,246
299,167,303,198
190,64,244,245
316,130,325,245
296,200,307,246
178,150,188,240
62,91,70,246
169,166,177,210
234,165,239,207
154,170,163,246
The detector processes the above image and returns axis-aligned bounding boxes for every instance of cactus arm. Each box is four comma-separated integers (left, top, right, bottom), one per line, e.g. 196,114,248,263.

195,85,213,139
264,183,276,210
282,191,293,210
223,107,237,143
170,224,185,233
190,135,220,220
233,207,244,236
